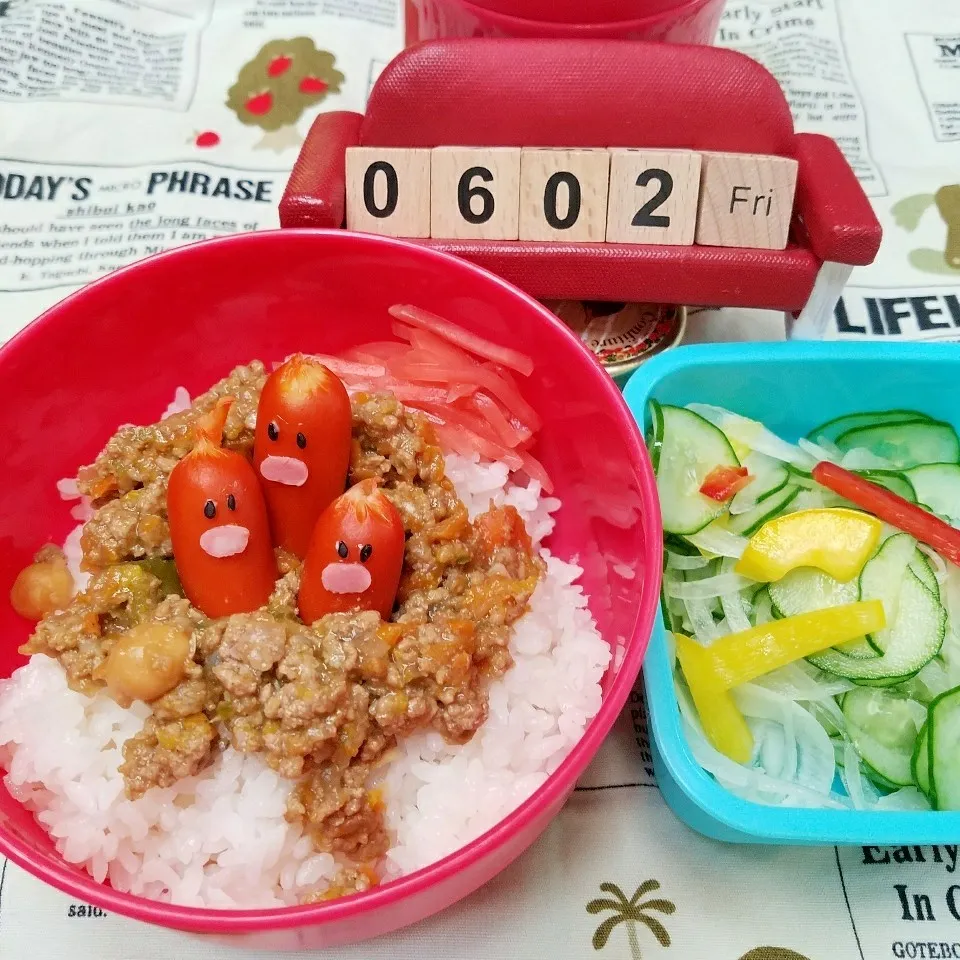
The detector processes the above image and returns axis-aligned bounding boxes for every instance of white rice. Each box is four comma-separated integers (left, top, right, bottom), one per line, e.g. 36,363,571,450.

0,452,609,908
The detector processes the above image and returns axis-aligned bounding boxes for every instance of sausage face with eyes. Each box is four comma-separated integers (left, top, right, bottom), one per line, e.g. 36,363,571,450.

254,355,352,559
298,478,405,624
167,397,277,618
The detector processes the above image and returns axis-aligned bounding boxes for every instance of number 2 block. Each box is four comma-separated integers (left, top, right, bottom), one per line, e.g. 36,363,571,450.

345,147,431,238
518,149,610,243
605,149,701,245
430,148,521,240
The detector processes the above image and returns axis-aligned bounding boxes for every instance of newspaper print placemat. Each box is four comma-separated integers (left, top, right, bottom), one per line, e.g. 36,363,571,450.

1,1,959,957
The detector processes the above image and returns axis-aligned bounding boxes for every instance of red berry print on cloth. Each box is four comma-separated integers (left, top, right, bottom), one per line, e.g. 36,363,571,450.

245,91,273,115
267,55,292,77
195,131,220,148
298,76,328,94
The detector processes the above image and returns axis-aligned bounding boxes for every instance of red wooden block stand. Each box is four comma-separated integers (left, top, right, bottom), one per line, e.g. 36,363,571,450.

279,39,882,338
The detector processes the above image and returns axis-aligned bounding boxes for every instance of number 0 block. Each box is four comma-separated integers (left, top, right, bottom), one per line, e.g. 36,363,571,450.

345,147,431,238
605,149,701,245
518,149,610,243
430,147,521,240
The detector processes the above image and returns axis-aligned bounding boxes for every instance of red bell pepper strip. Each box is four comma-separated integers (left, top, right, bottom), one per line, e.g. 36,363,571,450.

699,465,752,502
812,460,960,567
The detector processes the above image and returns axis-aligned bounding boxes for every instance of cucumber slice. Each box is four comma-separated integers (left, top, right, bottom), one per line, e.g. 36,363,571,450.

856,469,918,503
751,586,775,624
769,568,858,618
835,419,960,469
842,688,922,786
807,569,945,684
858,533,917,654
654,405,740,536
862,762,902,792
909,551,940,600
729,451,789,515
905,463,960,524
929,687,960,810
767,568,875,658
912,720,931,799
807,410,932,444
647,399,665,472
727,484,800,536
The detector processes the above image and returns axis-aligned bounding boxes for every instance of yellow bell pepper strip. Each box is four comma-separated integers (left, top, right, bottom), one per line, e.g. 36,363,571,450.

734,508,882,583
691,599,886,692
675,633,753,763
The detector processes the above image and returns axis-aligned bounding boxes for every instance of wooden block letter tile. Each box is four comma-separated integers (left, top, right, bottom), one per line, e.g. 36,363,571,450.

430,147,521,240
605,149,701,245
345,147,431,238
519,149,610,243
695,152,798,250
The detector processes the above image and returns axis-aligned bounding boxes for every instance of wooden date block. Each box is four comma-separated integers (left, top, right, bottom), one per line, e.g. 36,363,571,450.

605,149,701,245
695,152,798,250
519,148,610,243
345,147,431,238
430,147,521,240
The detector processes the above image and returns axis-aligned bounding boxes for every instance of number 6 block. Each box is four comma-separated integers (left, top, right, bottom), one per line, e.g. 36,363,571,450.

518,148,610,243
430,147,521,240
345,147,431,238
605,149,701,245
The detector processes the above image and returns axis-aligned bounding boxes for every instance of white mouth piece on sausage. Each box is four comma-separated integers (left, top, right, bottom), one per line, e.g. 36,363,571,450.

321,562,372,594
259,456,309,487
199,524,250,558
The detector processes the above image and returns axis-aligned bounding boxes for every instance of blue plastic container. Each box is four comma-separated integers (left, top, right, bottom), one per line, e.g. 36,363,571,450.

623,340,960,845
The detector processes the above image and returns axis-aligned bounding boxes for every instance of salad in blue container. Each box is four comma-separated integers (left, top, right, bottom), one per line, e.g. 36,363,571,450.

626,342,960,844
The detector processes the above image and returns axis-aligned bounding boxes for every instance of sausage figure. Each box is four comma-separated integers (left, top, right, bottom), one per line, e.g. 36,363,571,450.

298,479,405,624
254,354,353,558
168,397,277,617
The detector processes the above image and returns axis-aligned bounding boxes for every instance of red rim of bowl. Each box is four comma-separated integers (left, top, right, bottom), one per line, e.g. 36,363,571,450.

0,229,663,934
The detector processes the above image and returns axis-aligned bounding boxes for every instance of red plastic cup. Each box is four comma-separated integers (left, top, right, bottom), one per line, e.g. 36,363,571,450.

405,0,724,43
0,230,662,949
464,0,696,22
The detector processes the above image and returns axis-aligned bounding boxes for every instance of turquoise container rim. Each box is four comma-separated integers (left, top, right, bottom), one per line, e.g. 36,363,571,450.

623,339,960,845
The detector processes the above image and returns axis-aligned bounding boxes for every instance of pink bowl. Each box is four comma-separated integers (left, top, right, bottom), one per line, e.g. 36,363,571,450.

0,230,662,949
405,0,724,43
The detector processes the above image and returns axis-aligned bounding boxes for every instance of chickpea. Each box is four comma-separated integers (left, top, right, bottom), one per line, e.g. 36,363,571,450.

10,554,74,620
100,622,191,707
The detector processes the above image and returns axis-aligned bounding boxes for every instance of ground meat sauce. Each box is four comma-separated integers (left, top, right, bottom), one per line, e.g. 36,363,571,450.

20,366,543,901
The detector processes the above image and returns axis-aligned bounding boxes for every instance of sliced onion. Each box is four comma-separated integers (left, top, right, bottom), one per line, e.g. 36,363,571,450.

687,404,815,469
718,560,751,633
735,686,836,795
753,662,853,701
665,572,753,600
666,551,711,571
917,543,948,584
677,687,847,808
682,596,720,644
807,434,843,460
797,437,839,464
840,446,896,471
874,787,932,811
841,741,870,810
686,525,748,559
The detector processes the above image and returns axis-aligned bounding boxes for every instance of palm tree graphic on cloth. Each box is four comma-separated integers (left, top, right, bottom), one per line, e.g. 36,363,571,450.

587,879,676,959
